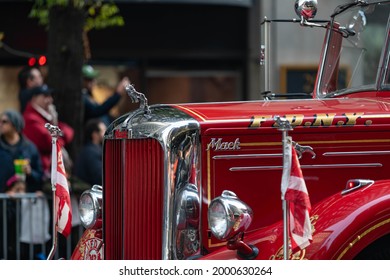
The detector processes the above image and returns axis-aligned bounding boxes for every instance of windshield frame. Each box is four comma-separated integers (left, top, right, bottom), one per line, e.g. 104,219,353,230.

315,1,390,99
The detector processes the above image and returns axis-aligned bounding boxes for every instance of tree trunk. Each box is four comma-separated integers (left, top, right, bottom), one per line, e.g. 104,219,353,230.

47,6,85,162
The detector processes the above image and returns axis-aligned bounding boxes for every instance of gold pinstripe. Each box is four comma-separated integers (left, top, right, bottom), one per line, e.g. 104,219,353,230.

336,218,390,259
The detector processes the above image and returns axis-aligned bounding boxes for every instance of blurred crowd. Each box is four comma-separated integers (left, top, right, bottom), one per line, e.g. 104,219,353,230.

0,65,129,259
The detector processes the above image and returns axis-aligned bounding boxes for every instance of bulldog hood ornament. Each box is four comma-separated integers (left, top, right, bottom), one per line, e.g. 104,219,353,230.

125,84,151,116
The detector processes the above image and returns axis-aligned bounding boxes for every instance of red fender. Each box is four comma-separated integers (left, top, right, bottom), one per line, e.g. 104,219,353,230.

201,179,390,260
305,179,390,259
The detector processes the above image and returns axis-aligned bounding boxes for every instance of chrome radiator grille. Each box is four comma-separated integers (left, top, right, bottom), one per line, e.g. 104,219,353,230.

103,139,164,259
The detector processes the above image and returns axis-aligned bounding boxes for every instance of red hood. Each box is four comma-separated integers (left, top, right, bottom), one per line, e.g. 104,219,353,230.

171,96,390,130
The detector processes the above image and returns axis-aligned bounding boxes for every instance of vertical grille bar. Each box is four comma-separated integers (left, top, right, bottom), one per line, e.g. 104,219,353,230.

104,138,164,260
104,140,123,259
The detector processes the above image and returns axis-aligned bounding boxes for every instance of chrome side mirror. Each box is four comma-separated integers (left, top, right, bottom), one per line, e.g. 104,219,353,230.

295,0,318,20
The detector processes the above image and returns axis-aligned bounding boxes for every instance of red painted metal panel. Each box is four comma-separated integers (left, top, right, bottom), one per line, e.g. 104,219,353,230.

199,128,390,253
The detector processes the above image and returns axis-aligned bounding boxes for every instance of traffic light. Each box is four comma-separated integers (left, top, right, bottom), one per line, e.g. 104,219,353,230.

28,57,36,66
28,55,47,66
38,55,46,66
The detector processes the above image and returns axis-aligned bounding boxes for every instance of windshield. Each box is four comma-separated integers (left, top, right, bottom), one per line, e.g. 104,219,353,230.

319,2,390,97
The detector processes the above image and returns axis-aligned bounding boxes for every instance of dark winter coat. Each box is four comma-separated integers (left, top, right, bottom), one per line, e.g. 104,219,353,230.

0,134,43,193
73,142,102,186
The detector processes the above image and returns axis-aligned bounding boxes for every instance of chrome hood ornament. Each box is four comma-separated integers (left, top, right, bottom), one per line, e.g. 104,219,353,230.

125,84,151,116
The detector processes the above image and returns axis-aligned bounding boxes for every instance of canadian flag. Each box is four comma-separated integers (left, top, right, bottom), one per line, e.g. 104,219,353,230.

51,141,72,237
281,137,312,252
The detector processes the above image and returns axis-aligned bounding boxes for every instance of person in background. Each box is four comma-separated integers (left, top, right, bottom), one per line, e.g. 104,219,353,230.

0,147,12,260
0,151,15,260
22,85,75,259
17,66,44,113
66,118,106,255
0,109,43,193
5,174,26,195
1,175,27,259
82,64,129,126
73,118,106,186
5,175,51,260
0,147,14,195
22,84,74,179
0,109,44,260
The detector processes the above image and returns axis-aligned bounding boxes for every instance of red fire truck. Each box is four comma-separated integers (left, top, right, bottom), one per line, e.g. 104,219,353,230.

71,0,390,260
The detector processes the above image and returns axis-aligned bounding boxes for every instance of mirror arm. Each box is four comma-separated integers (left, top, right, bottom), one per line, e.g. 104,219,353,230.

300,17,328,28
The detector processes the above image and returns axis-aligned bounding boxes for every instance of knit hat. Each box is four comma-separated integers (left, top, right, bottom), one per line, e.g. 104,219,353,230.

3,109,25,133
6,174,20,188
82,65,99,79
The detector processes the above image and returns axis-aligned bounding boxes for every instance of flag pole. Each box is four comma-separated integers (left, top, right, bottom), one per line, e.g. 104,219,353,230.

45,123,62,260
274,116,293,260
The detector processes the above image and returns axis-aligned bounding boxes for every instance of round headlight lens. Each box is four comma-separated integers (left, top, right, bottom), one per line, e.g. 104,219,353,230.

208,190,253,241
79,193,95,228
208,201,228,240
79,185,102,229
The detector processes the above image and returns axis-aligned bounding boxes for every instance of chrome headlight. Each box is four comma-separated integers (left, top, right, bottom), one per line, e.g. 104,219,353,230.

174,183,200,260
208,190,253,241
79,185,102,229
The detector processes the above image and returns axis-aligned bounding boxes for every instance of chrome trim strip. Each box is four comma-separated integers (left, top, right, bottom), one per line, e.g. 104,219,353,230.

302,163,382,169
121,139,126,259
315,17,334,98
378,9,390,88
324,151,390,156
230,165,283,171
213,153,282,160
230,163,382,171
215,151,390,159
160,121,201,260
